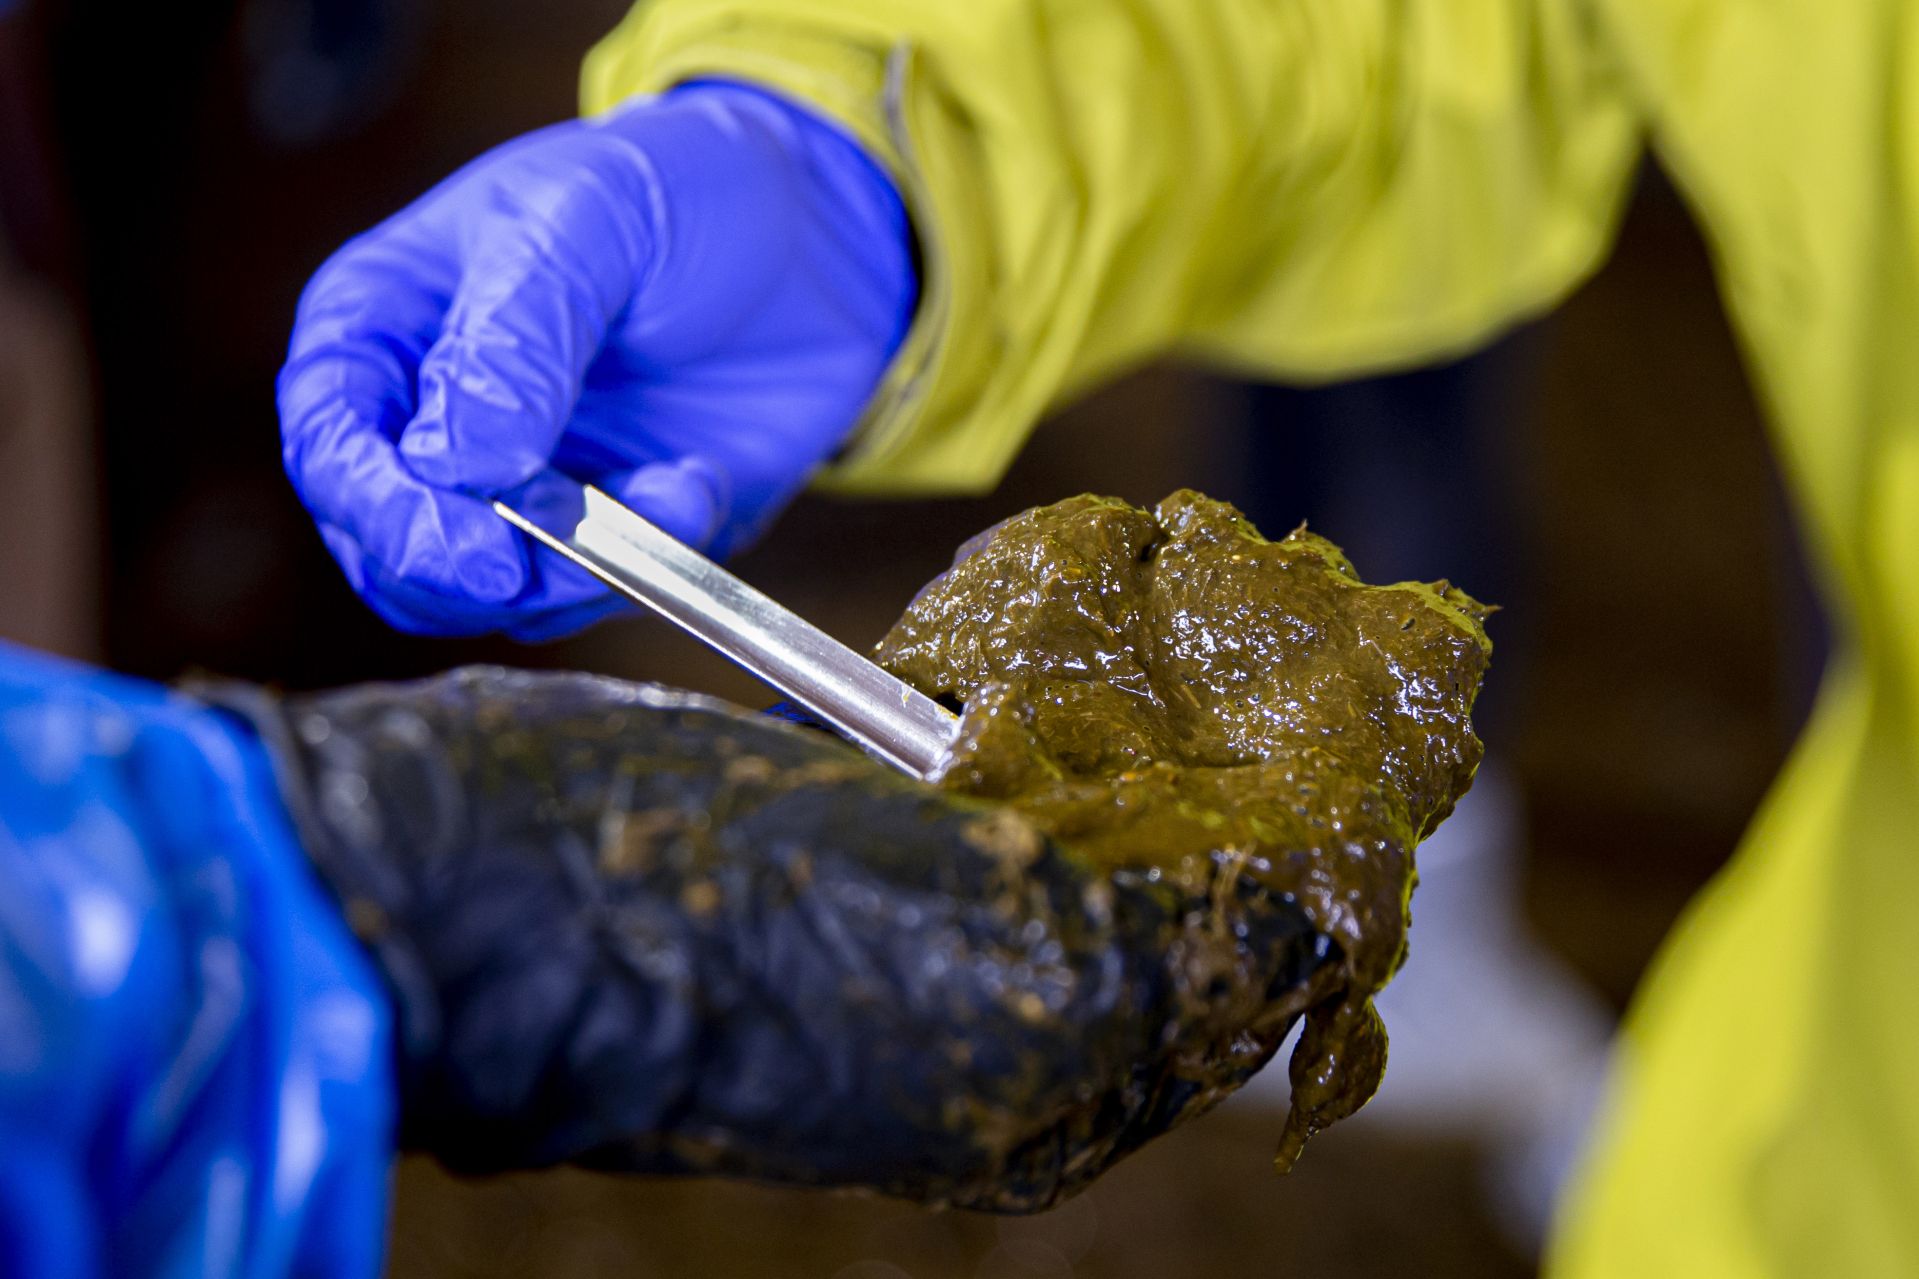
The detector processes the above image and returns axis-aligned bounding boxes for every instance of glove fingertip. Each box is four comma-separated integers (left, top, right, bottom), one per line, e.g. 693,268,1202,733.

456,541,529,606
608,459,729,552
429,493,530,606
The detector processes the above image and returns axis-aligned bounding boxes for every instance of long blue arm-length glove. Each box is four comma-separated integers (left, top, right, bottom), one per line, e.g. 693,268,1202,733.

278,83,917,640
0,644,394,1279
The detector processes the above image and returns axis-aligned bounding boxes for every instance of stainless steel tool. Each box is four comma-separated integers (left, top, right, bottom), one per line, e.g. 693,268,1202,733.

494,486,960,781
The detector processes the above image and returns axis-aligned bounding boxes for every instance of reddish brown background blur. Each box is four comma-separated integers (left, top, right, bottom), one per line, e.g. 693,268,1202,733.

1,1,1821,1275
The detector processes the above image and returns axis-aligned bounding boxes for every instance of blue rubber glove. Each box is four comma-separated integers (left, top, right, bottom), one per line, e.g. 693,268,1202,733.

0,644,394,1279
278,82,917,640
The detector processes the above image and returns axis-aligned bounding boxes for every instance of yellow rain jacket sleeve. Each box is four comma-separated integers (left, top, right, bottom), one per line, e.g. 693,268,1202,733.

584,3,1919,1275
582,1,1640,493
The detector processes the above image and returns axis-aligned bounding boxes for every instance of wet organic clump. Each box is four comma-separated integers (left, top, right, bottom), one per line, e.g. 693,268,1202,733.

877,491,1492,1167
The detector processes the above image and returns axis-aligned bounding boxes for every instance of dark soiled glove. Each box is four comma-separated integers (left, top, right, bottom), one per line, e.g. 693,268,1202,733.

218,666,1330,1211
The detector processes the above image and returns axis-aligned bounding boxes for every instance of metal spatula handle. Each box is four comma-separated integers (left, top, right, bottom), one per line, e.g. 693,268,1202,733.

494,487,959,780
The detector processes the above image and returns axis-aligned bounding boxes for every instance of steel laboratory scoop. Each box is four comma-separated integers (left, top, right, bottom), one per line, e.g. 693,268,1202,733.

494,487,959,781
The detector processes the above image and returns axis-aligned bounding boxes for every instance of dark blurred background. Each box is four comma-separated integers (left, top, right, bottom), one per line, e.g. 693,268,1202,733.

0,1,1825,1275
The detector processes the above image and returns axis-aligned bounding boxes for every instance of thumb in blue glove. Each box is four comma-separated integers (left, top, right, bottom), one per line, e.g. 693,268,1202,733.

278,82,917,640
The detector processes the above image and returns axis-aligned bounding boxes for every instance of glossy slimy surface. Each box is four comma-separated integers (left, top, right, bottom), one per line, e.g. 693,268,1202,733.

878,492,1491,1166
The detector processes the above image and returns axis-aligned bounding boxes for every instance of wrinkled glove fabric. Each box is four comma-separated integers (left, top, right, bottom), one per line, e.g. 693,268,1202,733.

278,82,915,639
223,668,1328,1211
0,644,394,1279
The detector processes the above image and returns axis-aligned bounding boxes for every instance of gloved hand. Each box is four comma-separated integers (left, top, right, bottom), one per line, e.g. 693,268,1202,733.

219,666,1331,1210
278,83,916,640
0,644,393,1279
0,635,1327,1279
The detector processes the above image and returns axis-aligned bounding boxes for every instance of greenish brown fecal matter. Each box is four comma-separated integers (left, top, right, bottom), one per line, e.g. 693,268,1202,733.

877,491,1492,1169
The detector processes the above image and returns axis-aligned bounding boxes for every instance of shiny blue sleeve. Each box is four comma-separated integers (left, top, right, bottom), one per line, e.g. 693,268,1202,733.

0,643,395,1279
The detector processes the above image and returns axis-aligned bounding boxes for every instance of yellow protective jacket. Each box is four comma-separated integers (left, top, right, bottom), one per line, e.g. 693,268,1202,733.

583,3,1919,1274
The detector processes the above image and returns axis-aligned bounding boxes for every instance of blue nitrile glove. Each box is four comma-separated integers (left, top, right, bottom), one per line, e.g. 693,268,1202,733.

0,644,394,1279
278,82,917,640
